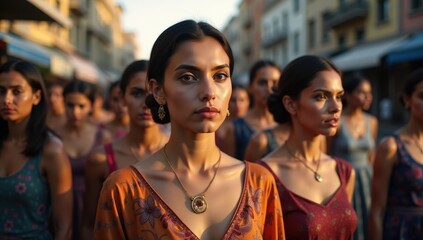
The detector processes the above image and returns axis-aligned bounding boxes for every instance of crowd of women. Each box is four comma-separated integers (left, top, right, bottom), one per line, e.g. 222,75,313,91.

0,19,422,240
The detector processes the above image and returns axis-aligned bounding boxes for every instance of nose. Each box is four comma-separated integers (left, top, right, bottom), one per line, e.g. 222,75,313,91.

199,78,216,101
3,91,13,105
328,98,342,113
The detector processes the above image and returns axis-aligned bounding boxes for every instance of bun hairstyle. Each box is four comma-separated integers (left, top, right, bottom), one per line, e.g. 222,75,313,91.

119,60,149,94
145,19,234,124
268,55,341,124
400,68,423,109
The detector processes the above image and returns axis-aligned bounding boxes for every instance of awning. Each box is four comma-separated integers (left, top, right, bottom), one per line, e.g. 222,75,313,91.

330,37,405,71
48,48,74,79
67,54,101,84
0,32,50,67
0,0,72,28
383,32,423,66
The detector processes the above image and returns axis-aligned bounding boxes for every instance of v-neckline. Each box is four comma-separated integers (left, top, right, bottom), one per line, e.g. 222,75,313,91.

260,159,343,207
131,162,249,239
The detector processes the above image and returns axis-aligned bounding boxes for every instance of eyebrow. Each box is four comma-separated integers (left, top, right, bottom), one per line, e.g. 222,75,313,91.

0,85,23,88
174,64,230,72
312,88,344,94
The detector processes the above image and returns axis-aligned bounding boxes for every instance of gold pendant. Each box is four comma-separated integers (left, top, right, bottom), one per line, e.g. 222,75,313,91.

314,172,323,182
191,195,207,214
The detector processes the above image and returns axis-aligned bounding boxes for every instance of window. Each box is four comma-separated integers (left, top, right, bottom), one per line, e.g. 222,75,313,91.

293,0,300,13
322,12,330,44
356,28,365,43
377,0,390,22
282,12,288,32
308,20,316,49
338,34,346,49
411,0,423,10
293,32,300,54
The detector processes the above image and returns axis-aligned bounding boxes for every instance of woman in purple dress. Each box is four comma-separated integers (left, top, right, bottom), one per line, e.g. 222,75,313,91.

258,55,357,239
370,69,423,240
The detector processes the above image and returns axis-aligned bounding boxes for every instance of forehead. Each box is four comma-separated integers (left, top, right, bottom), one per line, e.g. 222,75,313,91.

0,71,31,88
64,92,91,103
305,70,343,92
127,71,147,90
167,37,230,71
254,66,280,79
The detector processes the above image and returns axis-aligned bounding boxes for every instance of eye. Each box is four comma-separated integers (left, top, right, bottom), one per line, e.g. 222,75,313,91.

131,89,145,98
13,89,22,95
0,88,5,95
315,94,327,101
179,74,197,83
214,72,229,82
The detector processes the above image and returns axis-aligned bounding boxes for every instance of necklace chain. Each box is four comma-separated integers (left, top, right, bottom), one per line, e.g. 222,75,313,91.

163,144,222,213
285,144,323,182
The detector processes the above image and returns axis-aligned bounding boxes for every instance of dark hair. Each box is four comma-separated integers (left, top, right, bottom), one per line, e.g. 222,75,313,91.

268,55,341,124
145,20,234,124
120,60,149,94
108,80,121,96
249,60,281,85
0,60,49,157
401,68,423,108
343,73,370,94
63,79,96,104
232,84,252,108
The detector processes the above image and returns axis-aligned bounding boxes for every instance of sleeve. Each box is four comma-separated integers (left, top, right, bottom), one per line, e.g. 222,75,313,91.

263,173,286,240
336,158,353,183
93,171,130,240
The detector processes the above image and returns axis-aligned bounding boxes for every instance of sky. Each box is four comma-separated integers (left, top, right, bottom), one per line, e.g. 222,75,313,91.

117,0,241,59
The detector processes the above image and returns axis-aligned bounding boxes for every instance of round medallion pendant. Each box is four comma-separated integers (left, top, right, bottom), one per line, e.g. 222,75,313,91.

314,173,323,182
191,195,207,214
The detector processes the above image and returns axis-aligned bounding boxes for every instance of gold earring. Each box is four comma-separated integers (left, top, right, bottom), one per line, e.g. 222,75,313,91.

227,110,230,117
158,104,166,120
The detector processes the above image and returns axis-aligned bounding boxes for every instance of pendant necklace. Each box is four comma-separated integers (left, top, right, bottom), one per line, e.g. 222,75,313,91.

163,144,222,214
285,144,323,182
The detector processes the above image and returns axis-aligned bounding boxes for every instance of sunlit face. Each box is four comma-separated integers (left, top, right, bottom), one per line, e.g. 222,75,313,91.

249,66,280,107
290,70,343,137
124,71,156,128
108,86,128,119
156,36,231,133
48,85,64,113
404,81,423,123
346,80,373,110
64,92,92,127
229,87,250,118
0,71,40,123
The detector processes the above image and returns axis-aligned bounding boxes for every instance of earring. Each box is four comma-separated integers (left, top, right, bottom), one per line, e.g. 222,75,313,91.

227,110,230,117
158,104,166,120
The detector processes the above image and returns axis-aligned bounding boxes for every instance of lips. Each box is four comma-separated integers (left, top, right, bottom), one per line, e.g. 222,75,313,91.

322,117,339,127
1,108,14,114
195,106,220,119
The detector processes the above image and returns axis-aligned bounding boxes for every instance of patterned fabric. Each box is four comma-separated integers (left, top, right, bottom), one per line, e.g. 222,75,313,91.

233,118,254,160
94,162,285,240
0,153,52,239
382,134,423,240
258,158,357,240
69,129,103,240
331,115,374,240
263,129,279,156
104,143,117,174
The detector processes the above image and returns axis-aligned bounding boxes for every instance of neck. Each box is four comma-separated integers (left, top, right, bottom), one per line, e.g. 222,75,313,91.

345,106,363,118
114,115,130,127
7,117,30,143
65,120,87,134
126,124,162,149
285,132,321,163
249,107,274,123
405,118,423,138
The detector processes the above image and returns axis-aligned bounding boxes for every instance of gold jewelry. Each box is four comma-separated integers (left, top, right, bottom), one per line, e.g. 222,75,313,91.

158,104,166,120
413,134,423,154
227,110,230,117
285,144,323,182
163,144,222,214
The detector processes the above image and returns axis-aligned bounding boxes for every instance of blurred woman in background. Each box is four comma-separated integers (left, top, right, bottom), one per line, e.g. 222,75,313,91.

102,80,129,139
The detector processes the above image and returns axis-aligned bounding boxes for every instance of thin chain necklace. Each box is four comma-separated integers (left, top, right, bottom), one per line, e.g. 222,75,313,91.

163,144,222,214
413,134,423,154
285,144,323,182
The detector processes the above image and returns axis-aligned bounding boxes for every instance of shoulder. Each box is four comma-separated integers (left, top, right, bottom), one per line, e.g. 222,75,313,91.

364,113,378,123
249,130,269,147
102,167,139,192
245,162,277,184
375,135,398,162
87,143,108,164
332,157,353,179
40,135,70,171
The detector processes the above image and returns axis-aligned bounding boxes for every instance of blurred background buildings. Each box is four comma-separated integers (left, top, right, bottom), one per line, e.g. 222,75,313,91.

224,0,423,127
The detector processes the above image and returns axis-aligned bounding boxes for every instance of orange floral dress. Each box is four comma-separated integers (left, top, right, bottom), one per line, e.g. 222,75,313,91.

94,162,285,240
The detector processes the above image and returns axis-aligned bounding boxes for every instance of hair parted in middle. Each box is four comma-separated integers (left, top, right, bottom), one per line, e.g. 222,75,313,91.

145,19,234,124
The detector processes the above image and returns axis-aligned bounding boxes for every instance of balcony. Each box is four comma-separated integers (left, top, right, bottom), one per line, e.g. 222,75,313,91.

70,0,87,16
262,29,288,48
325,1,368,29
87,22,111,45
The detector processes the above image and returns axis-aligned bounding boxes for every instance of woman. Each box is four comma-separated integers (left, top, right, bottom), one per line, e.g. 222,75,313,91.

80,60,168,239
46,82,66,130
0,60,72,239
94,20,284,240
328,73,378,240
370,69,423,240
54,79,111,240
222,60,281,160
102,80,130,139
258,55,357,239
216,84,250,148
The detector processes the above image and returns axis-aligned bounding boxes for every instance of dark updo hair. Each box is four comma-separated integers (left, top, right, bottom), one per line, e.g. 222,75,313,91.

63,79,96,104
401,68,423,109
249,59,281,85
343,73,370,94
268,55,341,124
120,60,149,94
145,20,234,124
0,60,49,157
